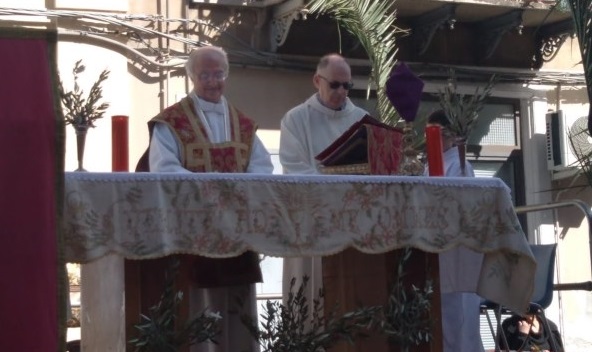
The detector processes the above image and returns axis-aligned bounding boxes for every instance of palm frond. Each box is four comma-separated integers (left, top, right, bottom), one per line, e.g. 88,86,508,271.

564,0,592,134
436,70,497,141
307,0,407,125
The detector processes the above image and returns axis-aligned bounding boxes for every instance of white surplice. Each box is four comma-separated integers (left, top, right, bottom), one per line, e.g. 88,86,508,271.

279,93,367,320
426,145,486,352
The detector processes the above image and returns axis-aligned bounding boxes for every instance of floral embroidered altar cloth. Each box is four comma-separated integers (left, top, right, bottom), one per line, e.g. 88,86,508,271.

64,172,535,313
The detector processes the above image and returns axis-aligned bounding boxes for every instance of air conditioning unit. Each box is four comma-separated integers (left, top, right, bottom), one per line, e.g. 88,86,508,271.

545,111,590,177
546,111,566,170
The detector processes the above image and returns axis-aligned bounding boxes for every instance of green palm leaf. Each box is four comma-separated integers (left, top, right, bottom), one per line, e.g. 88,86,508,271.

436,69,497,142
307,0,406,126
562,0,592,182
563,0,592,134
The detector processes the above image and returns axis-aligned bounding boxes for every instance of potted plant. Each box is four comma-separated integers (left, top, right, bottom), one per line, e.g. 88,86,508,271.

58,59,110,171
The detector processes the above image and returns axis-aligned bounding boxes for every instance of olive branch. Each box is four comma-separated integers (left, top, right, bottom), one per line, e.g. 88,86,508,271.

58,59,110,128
436,69,497,142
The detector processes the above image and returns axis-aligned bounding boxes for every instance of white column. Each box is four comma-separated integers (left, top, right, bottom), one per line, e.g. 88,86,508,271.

80,254,126,351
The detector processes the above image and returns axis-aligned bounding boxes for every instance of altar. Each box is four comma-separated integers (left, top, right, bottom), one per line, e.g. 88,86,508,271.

64,172,535,351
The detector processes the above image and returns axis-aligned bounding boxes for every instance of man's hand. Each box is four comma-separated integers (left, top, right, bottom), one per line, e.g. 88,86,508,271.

517,318,532,334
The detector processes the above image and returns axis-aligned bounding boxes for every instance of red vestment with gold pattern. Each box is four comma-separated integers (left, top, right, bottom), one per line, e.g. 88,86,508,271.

136,96,262,287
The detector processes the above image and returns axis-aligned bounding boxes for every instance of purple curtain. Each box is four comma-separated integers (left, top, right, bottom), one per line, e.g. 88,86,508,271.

0,30,63,351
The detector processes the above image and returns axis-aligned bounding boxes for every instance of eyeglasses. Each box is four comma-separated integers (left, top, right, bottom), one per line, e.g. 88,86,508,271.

197,71,227,82
318,75,354,90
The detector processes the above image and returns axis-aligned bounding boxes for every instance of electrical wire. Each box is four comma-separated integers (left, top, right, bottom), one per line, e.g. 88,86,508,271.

0,6,587,86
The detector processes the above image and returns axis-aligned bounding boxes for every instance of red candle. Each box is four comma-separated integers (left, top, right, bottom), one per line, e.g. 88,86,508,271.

111,115,129,172
425,125,444,176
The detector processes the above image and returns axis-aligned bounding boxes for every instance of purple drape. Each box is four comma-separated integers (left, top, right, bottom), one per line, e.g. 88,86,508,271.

0,32,61,351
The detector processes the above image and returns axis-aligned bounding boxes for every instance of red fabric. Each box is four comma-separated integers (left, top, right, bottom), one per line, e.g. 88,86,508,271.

0,36,58,351
366,124,404,175
207,146,241,172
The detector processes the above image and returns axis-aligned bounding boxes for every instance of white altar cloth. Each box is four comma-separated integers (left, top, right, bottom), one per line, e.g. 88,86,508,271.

63,172,535,313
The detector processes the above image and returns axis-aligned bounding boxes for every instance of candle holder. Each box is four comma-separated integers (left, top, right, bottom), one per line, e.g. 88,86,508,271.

398,122,424,176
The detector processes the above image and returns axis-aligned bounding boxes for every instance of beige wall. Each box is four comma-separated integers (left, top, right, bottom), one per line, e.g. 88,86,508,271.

225,66,315,129
542,36,585,72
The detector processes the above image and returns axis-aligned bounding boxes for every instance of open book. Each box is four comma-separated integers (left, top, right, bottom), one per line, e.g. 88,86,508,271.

316,114,403,169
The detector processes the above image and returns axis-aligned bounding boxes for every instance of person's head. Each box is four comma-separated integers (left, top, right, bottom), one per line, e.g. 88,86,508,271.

313,53,354,110
427,109,456,151
185,46,229,103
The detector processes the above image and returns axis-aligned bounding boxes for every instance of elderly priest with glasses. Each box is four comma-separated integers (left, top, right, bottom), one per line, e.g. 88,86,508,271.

136,45,273,352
